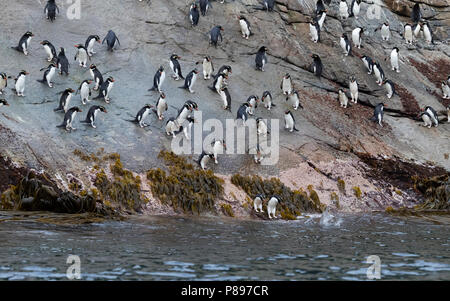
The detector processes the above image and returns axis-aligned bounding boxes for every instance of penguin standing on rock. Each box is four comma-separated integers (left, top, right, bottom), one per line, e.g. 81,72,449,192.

89,64,103,91
169,54,184,80
0,73,7,94
131,104,154,128
57,107,82,132
238,16,252,39
253,194,265,213
236,103,251,126
311,54,323,78
404,24,413,45
370,103,385,127
284,110,299,132
94,77,115,103
246,95,259,115
286,90,303,111
383,79,396,99
263,0,275,12
189,2,200,26
45,0,59,22
212,139,227,164
198,152,214,170
184,117,195,141
209,25,224,48
148,66,165,92
309,19,320,43
352,27,364,49
349,76,358,103
256,118,269,137
255,46,268,71
166,118,182,138
442,81,450,99
261,91,275,110
361,55,374,74
338,89,349,108
153,92,168,120
422,21,434,45
219,86,232,111
56,47,70,75
349,0,361,19
210,73,228,94
390,47,400,73
199,0,211,16
376,22,390,41
196,56,214,80
12,70,29,97
267,196,280,219
36,63,57,88
102,30,120,51
12,32,34,56
339,0,349,20
413,23,421,41
40,40,57,62
179,69,199,93
54,88,75,113
412,3,422,24
77,80,92,105
85,35,101,57
423,106,439,127
74,44,89,68
340,33,352,56
0,99,9,107
80,105,107,128
373,62,385,86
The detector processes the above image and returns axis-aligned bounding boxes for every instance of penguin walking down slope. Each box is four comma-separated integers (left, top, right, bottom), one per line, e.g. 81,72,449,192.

210,26,224,48
212,139,227,164
40,40,57,62
12,32,34,56
390,47,400,73
94,77,115,103
153,92,168,120
85,35,101,57
36,63,57,88
261,91,274,110
131,104,154,128
77,79,92,105
198,152,215,170
349,76,358,103
422,106,439,127
54,88,75,113
80,105,107,128
310,20,320,43
340,33,352,56
179,69,199,93
338,89,349,108
196,56,214,80
44,0,59,22
219,86,232,111
370,103,385,127
383,79,396,99
361,55,374,74
57,107,82,132
209,73,228,94
103,30,120,51
267,196,280,219
286,90,303,111
89,64,103,91
404,24,413,45
349,0,361,19
74,44,89,67
375,22,390,41
189,2,200,26
149,66,165,92
165,118,183,138
12,70,29,97
253,194,265,213
238,16,252,39
352,27,364,49
236,103,251,126
281,73,293,95
284,110,299,132
56,47,70,75
373,62,385,86
169,54,184,80
255,46,268,71
199,0,211,16
311,54,323,78
339,0,349,20
422,21,434,45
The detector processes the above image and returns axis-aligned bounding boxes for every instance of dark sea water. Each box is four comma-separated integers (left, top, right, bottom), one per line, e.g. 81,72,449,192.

0,211,449,281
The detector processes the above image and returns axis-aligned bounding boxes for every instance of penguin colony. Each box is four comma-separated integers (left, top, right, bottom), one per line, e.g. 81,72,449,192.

0,0,448,219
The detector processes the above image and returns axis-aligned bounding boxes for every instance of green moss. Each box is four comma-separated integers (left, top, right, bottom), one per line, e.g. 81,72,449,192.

395,189,403,196
337,178,346,195
330,192,339,201
352,186,362,199
220,203,235,217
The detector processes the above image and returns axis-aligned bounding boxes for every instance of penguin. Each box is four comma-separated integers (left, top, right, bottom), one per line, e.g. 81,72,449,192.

263,0,275,12
196,56,214,80
340,34,352,56
373,62,385,86
36,63,57,88
212,139,227,164
219,86,232,111
286,90,303,111
238,16,252,39
166,118,183,138
419,111,434,128
169,54,184,80
246,95,259,115
236,103,251,126
213,65,232,79
411,3,421,24
209,25,224,48
45,0,60,22
198,152,214,170
57,107,82,132
179,69,199,93
199,0,211,16
74,44,88,68
256,118,269,137
281,74,293,96
80,105,107,128
361,55,374,74
0,73,7,94
153,92,168,120
12,31,34,56
102,30,120,51
56,47,70,75
267,196,280,219
253,143,264,164
383,79,396,99
422,21,434,45
352,27,364,49
85,35,101,56
148,66,165,92
314,10,327,30
390,47,400,73
447,106,450,123
423,106,439,127
315,0,326,15
378,22,390,41
54,88,75,113
0,99,9,107
309,20,320,43
349,0,361,19
12,70,29,97
370,103,385,127
183,116,195,140
311,54,323,78
40,40,57,62
89,64,104,91
253,194,265,213
261,91,275,110
412,23,421,41
77,80,92,105
255,46,268,71
284,110,299,132
131,104,154,128
94,77,115,103
339,0,349,20
404,24,413,45
209,73,228,94
176,101,195,125
338,89,348,108
189,2,200,26
442,81,450,99
349,76,358,103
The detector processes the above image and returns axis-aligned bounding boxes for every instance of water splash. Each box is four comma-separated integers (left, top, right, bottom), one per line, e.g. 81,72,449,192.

319,207,343,227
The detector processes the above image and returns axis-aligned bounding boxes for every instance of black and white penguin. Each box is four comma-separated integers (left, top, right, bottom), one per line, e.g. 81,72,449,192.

12,70,29,97
412,23,421,41
74,44,88,68
40,40,57,62
423,106,439,127
76,80,92,105
189,2,200,26
383,79,396,99
246,95,259,115
339,0,349,20
89,64,103,91
94,77,115,103
210,25,224,48
36,63,57,88
219,86,232,111
411,3,421,24
263,0,275,12
261,91,275,110
131,104,154,128
315,0,326,15
183,116,195,140
352,27,364,49
0,99,9,107
80,105,107,128
376,22,390,41
238,16,252,39
390,47,400,73
284,110,299,132
373,62,385,86
165,118,183,138
196,56,214,80
309,19,320,43
199,0,211,16
57,107,82,132
85,35,101,57
340,33,352,56
179,69,199,93
349,76,358,103
349,0,361,19
338,89,349,108
419,111,434,128
213,65,232,79
12,31,34,56
212,139,227,164
314,9,327,30
286,90,303,111
256,117,269,137
361,55,374,74
311,54,323,78
209,73,228,94
149,66,165,92
56,47,70,75
267,196,281,219
253,194,265,213
44,0,59,22
370,103,385,127
0,73,7,95
404,24,413,45
255,46,268,71
54,88,75,113
422,21,434,45
153,92,168,120
169,54,184,80
442,81,450,99
236,103,251,126
176,101,196,125
102,30,120,51
198,151,214,170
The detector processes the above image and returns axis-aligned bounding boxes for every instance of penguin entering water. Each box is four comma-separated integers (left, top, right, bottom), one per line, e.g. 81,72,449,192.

94,77,115,103
199,0,211,16
0,99,9,107
56,47,70,75
338,89,349,108
349,76,358,103
198,152,214,170
255,46,268,71
57,107,82,132
375,22,390,41
422,106,439,127
196,56,214,80
390,47,400,73
189,2,200,26
12,70,29,97
373,62,385,86
210,26,224,48
286,90,303,111
361,55,374,74
169,54,184,80
36,63,57,88
263,0,275,12
238,16,252,39
54,88,75,113
80,105,107,128
311,54,323,78
246,95,259,115
149,66,165,92
153,92,168,120
219,86,232,111
404,24,413,45
281,74,293,95
261,91,275,110
267,196,280,219
352,27,364,49
85,35,101,57
256,118,269,137
309,20,320,43
74,44,89,68
442,81,450,99
12,32,34,56
44,0,59,22
340,33,352,57
212,139,227,164
89,64,104,91
179,69,199,93
40,40,57,62
383,79,396,99
253,194,265,213
370,103,385,127
411,3,422,24
77,80,92,105
422,22,434,45
339,0,349,20
236,103,251,126
102,30,120,51
284,110,299,132
131,104,154,128
0,73,7,95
